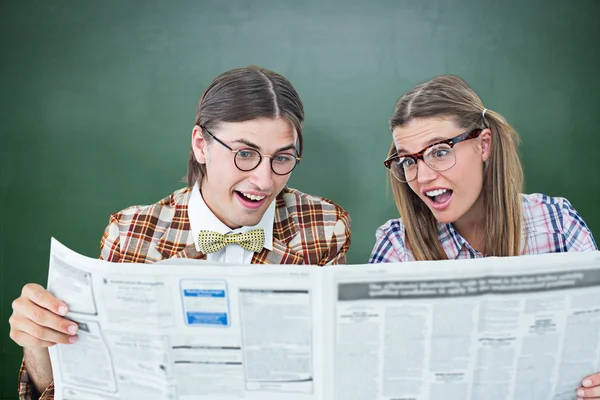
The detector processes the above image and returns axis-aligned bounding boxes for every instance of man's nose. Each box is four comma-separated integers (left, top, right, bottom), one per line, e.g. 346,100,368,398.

248,157,274,190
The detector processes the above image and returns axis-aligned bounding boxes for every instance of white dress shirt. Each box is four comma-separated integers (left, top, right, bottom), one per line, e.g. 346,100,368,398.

187,183,275,264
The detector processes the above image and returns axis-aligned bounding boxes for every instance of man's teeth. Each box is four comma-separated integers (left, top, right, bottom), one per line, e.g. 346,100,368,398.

241,192,266,201
425,189,448,197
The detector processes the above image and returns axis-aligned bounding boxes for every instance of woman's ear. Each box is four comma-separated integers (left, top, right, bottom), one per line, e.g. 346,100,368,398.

480,128,492,162
191,125,208,164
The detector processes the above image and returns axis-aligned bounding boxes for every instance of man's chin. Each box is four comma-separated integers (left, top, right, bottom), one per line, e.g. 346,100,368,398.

233,213,265,229
231,196,273,227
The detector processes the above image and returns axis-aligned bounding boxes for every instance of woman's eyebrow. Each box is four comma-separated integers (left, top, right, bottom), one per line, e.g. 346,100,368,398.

397,136,447,155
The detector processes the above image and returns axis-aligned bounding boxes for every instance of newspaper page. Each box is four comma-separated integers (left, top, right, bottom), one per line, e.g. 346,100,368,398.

47,238,600,400
329,250,600,400
47,238,325,400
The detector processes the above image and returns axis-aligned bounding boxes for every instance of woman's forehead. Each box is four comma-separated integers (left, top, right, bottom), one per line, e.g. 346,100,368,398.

393,118,461,153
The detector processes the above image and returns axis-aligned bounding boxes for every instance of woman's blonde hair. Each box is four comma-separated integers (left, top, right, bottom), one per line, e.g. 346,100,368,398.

388,75,524,260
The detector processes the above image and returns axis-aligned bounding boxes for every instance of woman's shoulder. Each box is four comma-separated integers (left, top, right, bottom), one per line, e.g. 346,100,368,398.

521,192,597,251
521,193,581,221
370,218,409,263
521,192,572,207
375,217,405,236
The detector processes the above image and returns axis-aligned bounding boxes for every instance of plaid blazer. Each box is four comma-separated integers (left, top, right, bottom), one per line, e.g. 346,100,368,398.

18,186,351,400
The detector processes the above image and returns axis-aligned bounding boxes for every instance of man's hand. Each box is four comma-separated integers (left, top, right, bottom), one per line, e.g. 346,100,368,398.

577,373,600,399
9,283,78,347
9,283,78,395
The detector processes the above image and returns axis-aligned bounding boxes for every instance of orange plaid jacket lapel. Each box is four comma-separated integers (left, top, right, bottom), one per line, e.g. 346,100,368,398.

147,188,305,264
100,186,349,266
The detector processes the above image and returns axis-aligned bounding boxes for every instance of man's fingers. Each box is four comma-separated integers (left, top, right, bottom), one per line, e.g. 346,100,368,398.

10,329,56,348
8,283,77,350
21,283,68,316
12,298,78,335
577,373,600,398
9,316,75,347
583,373,600,388
577,385,600,399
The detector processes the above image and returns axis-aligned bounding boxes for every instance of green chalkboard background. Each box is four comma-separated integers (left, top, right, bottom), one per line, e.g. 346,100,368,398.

1,0,599,397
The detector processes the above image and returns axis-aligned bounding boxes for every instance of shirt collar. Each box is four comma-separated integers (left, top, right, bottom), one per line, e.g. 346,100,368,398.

188,183,275,252
437,195,541,259
438,222,479,259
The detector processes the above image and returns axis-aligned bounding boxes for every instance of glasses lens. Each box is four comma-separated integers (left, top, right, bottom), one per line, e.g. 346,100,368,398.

424,144,456,171
271,153,298,175
389,159,415,183
235,149,261,171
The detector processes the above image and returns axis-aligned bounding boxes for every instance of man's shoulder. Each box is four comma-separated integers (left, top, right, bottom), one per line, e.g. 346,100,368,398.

106,187,193,248
276,186,349,222
272,187,351,265
111,187,192,223
101,187,193,263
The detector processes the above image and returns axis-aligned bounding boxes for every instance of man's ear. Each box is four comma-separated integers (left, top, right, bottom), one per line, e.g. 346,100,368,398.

480,128,492,162
191,125,208,164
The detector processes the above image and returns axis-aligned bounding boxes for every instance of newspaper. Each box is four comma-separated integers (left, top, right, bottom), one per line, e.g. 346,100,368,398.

47,238,600,400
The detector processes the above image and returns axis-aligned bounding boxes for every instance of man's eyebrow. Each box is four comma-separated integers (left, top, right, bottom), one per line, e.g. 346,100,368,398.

231,139,260,149
396,136,448,155
231,139,297,153
275,144,297,153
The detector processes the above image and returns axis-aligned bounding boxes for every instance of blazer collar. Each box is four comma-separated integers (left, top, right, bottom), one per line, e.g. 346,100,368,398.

154,189,303,264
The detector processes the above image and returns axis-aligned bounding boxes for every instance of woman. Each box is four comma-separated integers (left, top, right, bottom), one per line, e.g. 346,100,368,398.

370,75,598,398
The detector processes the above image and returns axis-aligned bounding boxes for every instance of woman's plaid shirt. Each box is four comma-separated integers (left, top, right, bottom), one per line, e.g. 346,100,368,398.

370,193,597,263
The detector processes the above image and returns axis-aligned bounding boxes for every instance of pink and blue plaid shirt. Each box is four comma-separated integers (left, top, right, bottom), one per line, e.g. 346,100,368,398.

369,193,597,263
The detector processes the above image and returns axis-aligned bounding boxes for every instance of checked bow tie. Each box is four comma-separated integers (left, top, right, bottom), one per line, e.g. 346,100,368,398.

197,228,265,254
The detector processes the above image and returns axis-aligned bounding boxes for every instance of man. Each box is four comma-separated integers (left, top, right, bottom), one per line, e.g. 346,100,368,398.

9,66,351,399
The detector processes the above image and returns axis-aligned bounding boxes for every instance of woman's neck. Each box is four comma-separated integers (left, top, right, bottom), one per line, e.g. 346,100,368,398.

452,196,486,253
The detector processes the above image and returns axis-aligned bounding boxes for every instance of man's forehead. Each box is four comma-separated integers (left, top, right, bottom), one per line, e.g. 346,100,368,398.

218,119,294,134
217,121,298,151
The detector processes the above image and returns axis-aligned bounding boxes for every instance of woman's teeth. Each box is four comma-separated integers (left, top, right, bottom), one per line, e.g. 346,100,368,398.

425,189,448,197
